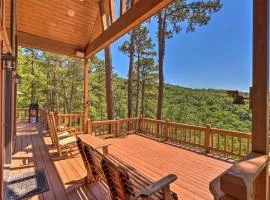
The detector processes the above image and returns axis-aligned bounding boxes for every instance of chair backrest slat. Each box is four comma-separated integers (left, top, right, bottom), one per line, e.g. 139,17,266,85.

47,111,62,152
101,157,134,200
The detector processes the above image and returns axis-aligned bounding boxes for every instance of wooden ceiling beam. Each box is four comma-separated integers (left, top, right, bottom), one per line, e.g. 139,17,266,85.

85,0,174,58
120,0,126,15
99,0,108,31
17,31,80,57
109,0,116,23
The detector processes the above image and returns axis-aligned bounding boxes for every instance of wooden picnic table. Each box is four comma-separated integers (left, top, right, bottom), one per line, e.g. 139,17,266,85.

77,134,111,154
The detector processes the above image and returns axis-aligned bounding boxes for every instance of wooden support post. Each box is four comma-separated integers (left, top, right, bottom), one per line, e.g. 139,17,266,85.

80,114,83,133
115,117,120,137
205,124,211,153
83,58,89,134
138,115,143,133
88,120,92,135
0,40,3,200
165,120,169,141
252,0,269,199
162,185,172,200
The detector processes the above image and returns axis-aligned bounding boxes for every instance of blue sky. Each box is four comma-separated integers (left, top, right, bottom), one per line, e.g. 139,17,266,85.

97,0,253,92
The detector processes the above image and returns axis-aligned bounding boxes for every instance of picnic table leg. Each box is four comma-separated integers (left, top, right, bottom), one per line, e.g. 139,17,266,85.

102,146,108,155
163,185,172,200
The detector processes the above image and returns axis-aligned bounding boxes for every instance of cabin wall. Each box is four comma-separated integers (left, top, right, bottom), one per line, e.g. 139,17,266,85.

0,40,3,200
0,0,16,198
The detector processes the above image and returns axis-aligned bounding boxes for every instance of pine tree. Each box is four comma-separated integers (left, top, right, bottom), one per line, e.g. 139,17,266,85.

156,0,222,120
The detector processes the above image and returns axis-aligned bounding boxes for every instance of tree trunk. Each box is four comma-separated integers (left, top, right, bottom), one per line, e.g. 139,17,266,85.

141,67,145,116
105,46,115,120
135,54,140,117
128,31,135,118
52,66,57,111
30,50,36,103
157,11,167,120
69,80,74,113
62,81,69,113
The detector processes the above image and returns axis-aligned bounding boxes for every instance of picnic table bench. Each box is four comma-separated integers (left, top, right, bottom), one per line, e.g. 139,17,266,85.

77,135,178,200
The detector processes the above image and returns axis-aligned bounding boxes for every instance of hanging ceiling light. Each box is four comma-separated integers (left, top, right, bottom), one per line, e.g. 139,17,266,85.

14,73,21,84
67,9,75,17
2,52,16,70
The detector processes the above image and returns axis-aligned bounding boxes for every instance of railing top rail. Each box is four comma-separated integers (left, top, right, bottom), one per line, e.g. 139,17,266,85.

57,113,83,116
211,127,252,138
90,119,117,125
167,121,206,130
118,118,138,122
141,118,165,123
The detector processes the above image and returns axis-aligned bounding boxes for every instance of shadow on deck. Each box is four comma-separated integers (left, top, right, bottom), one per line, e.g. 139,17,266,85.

9,122,232,200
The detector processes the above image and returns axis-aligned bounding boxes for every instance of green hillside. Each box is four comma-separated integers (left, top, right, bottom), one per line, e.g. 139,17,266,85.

163,84,251,132
17,48,251,133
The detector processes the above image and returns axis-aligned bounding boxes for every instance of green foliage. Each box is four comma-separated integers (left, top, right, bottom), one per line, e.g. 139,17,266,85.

18,46,251,132
163,85,251,132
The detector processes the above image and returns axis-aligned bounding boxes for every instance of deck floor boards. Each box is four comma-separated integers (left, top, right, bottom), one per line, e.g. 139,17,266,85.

10,122,104,200
106,135,232,200
10,122,231,200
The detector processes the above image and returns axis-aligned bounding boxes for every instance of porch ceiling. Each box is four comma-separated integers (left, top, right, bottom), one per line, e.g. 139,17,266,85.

5,0,175,58
5,0,109,57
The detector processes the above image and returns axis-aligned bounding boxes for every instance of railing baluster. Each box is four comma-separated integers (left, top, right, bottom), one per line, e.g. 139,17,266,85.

224,135,227,154
217,133,220,151
231,136,234,155
239,137,242,156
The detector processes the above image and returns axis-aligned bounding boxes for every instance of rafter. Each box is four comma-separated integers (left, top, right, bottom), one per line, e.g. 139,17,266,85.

85,0,174,58
109,0,116,23
99,0,108,31
120,0,126,15
18,31,79,56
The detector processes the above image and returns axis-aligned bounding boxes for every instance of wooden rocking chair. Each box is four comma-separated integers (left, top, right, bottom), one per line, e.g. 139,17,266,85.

47,112,74,142
48,112,77,157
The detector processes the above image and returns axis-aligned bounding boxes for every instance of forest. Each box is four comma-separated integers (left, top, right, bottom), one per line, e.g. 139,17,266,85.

17,0,251,133
17,47,251,133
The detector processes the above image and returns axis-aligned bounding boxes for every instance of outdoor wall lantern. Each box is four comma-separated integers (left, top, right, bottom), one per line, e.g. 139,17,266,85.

14,73,21,84
2,52,16,70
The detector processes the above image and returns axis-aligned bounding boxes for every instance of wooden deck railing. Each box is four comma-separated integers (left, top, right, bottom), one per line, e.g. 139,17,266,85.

16,108,28,120
56,113,84,133
119,118,138,135
17,108,252,159
138,117,252,159
88,119,118,137
87,117,252,159
210,127,252,158
87,117,139,137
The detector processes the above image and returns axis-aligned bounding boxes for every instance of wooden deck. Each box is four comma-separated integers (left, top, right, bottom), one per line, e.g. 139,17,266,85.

10,122,231,200
106,135,232,200
10,122,108,200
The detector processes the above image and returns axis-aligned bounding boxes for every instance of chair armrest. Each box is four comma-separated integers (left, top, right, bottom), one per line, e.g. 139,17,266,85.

66,128,76,133
135,174,177,198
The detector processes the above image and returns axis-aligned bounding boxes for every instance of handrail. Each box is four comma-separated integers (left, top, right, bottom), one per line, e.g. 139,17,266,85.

16,109,253,159
209,152,269,200
87,117,139,137
88,119,118,137
138,117,252,159
210,127,252,158
56,113,84,133
85,117,252,159
16,108,28,120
